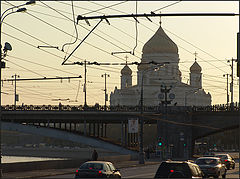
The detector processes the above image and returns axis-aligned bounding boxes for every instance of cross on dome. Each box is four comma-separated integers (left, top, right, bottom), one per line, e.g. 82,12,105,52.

194,51,198,61
125,55,128,64
159,11,162,26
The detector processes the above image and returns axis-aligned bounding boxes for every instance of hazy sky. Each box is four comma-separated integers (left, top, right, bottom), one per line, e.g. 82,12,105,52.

1,1,239,106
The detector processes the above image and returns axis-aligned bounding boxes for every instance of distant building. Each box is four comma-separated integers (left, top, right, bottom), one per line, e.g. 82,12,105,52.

110,24,211,106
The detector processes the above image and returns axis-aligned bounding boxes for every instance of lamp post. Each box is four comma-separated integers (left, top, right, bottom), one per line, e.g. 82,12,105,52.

139,63,166,164
0,1,35,177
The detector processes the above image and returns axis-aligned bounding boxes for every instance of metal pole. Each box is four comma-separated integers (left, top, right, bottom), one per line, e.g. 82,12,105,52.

84,60,87,107
101,73,110,111
139,71,144,164
238,0,240,175
0,6,2,177
104,74,107,110
231,58,234,106
227,74,229,106
223,74,229,107
14,74,17,109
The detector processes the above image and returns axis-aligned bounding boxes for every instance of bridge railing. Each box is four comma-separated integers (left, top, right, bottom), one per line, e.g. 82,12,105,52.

2,103,239,112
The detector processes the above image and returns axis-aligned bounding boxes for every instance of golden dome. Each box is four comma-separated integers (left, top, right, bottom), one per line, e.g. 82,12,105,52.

190,61,202,73
121,65,132,75
142,26,178,54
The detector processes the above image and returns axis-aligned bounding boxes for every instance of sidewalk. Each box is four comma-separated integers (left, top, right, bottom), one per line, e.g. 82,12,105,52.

2,159,161,179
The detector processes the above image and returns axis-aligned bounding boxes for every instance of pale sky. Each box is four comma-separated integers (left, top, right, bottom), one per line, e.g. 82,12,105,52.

1,1,239,106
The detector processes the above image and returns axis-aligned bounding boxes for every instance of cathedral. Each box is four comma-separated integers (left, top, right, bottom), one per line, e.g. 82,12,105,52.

110,24,211,107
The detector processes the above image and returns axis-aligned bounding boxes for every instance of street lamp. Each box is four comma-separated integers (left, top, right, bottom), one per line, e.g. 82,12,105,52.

0,1,35,177
139,63,166,164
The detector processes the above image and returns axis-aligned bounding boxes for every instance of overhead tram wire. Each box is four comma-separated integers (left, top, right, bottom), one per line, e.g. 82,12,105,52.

7,55,80,76
38,1,129,63
39,1,143,61
39,1,79,53
25,0,235,73
86,3,227,72
3,3,127,73
7,61,46,77
83,1,128,16
151,1,182,13
132,1,138,55
4,1,142,62
83,1,233,74
61,0,79,53
5,1,127,66
4,1,232,81
163,28,230,67
138,22,229,73
2,2,71,21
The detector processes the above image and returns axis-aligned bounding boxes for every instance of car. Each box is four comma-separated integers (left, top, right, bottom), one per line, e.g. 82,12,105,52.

195,157,227,178
215,153,235,170
154,160,203,178
75,161,121,178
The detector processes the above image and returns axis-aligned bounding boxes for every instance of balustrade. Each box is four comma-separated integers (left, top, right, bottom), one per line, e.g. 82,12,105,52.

2,103,239,112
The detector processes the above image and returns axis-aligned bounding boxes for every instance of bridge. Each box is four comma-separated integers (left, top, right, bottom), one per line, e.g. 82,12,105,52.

1,104,239,158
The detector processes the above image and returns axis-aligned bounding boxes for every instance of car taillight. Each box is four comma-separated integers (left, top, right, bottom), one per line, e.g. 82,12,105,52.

170,170,174,173
98,170,102,176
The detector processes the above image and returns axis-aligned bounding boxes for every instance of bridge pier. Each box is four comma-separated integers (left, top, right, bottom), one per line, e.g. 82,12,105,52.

157,112,193,160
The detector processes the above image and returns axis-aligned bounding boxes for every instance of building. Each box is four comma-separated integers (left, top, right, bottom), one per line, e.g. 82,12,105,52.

110,24,211,107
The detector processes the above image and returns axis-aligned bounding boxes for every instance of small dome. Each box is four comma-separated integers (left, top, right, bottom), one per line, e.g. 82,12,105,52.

142,26,178,54
190,61,202,73
121,65,132,75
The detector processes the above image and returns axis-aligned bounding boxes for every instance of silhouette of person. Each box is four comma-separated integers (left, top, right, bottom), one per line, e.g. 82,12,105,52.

92,149,98,161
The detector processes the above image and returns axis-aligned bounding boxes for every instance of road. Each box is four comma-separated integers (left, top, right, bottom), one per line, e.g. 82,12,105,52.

42,161,239,178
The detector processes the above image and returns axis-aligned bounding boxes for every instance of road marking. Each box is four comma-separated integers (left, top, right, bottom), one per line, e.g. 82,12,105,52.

123,173,155,178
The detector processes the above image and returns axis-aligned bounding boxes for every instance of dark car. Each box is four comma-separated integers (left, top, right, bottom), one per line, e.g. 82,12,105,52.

195,157,227,178
75,161,121,178
154,160,203,178
215,154,235,170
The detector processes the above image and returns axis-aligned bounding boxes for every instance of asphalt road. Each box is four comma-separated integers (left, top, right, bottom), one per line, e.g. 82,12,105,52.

42,161,239,178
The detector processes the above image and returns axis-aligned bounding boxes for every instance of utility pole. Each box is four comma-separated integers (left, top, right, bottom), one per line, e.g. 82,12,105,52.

12,74,20,109
223,74,230,107
101,73,110,111
160,84,173,159
227,58,235,109
84,60,87,107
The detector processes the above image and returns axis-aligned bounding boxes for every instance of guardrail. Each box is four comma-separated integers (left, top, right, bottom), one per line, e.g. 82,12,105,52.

2,103,239,112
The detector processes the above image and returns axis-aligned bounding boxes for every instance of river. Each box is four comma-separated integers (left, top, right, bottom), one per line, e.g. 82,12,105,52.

2,156,66,163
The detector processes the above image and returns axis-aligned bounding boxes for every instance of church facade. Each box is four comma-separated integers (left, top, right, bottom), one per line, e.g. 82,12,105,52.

110,25,211,107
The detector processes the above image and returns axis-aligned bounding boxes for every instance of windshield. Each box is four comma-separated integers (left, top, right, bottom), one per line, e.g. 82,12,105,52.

196,159,217,165
79,163,103,170
215,155,228,159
